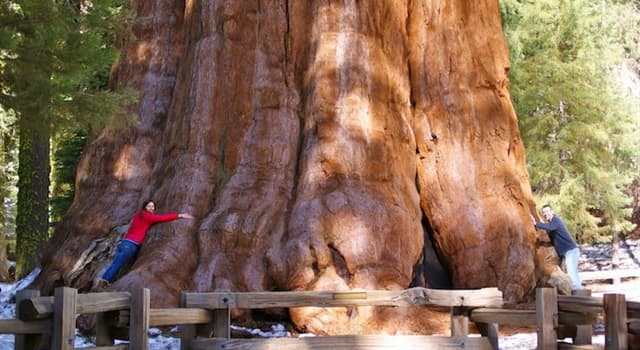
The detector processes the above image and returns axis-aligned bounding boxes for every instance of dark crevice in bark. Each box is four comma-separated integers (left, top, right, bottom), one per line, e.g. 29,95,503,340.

288,111,306,227
416,216,452,289
406,0,416,111
329,244,352,284
346,306,357,318
410,255,425,287
283,0,290,70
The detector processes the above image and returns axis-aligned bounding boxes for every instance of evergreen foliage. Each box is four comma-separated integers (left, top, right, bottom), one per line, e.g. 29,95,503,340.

501,0,640,242
50,129,86,227
0,0,136,276
0,106,17,277
0,107,17,237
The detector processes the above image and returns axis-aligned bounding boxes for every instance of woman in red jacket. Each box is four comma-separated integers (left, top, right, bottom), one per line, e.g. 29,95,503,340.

94,200,194,289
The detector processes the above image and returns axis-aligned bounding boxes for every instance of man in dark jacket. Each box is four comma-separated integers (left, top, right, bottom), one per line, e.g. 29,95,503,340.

531,204,583,290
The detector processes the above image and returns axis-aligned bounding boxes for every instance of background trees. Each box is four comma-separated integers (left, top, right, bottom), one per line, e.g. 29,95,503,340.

0,107,16,280
50,130,87,228
501,0,640,243
0,0,134,277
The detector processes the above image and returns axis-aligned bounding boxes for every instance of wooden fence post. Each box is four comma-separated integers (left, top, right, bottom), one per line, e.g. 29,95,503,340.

208,292,232,339
15,289,43,350
604,293,627,350
179,291,194,350
95,311,114,346
180,292,214,350
536,288,558,350
130,288,150,350
451,307,469,338
572,289,593,345
52,287,77,350
212,308,230,338
476,321,499,350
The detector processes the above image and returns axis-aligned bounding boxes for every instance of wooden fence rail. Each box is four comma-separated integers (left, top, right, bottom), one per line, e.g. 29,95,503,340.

0,286,638,350
579,269,640,286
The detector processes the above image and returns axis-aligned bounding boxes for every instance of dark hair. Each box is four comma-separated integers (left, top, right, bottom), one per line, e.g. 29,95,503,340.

542,204,552,210
138,199,154,219
142,199,154,210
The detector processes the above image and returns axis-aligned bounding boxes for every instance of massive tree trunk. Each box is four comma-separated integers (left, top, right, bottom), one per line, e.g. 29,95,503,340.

32,0,543,334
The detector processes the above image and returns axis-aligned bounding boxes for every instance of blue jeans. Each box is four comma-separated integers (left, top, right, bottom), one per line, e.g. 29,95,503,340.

564,247,583,290
101,240,139,282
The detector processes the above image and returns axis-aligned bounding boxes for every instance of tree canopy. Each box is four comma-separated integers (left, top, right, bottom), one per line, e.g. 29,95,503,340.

501,0,640,242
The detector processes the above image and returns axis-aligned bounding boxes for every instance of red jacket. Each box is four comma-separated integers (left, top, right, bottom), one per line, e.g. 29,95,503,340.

123,211,179,244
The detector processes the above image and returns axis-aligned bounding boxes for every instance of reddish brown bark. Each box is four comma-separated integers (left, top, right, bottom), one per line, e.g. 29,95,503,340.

409,1,537,302
33,0,542,334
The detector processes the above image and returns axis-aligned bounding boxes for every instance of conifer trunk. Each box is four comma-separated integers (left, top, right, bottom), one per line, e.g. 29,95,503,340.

16,112,50,278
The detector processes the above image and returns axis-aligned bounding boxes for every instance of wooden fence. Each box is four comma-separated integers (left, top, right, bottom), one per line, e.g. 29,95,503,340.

579,269,640,291
181,287,503,350
0,286,638,350
470,288,640,349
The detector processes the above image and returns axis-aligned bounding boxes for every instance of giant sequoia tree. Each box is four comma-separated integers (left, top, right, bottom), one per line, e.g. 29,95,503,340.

32,0,547,334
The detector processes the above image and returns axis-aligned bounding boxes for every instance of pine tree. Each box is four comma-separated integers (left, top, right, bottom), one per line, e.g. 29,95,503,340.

501,0,640,242
0,0,135,277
